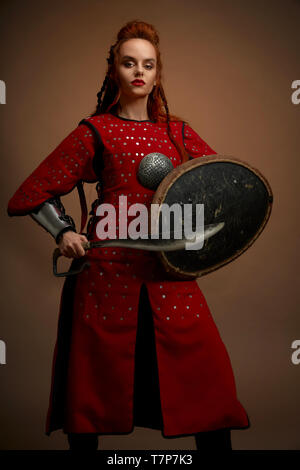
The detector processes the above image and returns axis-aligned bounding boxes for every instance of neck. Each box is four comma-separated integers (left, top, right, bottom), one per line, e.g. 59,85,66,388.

117,95,149,121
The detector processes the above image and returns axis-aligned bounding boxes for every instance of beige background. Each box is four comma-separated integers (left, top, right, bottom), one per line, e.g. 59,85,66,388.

0,0,299,450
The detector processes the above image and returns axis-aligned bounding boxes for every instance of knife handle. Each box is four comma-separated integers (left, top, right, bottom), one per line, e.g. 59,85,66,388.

52,246,91,277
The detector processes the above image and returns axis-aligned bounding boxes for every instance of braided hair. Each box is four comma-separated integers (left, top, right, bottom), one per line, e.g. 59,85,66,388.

90,20,190,163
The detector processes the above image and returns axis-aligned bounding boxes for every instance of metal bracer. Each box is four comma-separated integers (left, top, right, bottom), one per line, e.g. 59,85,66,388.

30,197,76,244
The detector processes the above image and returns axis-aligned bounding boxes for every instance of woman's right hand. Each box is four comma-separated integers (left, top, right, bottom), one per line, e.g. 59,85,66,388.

58,231,88,258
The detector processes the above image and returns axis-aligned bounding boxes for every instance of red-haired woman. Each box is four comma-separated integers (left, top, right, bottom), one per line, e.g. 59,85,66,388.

7,20,250,451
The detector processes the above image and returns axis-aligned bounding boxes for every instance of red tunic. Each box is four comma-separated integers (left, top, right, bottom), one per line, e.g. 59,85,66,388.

7,112,250,437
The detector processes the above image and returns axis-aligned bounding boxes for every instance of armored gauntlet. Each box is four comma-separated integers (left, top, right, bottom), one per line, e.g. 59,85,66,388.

30,197,76,244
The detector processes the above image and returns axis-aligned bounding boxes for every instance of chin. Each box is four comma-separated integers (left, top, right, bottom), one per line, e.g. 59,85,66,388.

127,90,149,99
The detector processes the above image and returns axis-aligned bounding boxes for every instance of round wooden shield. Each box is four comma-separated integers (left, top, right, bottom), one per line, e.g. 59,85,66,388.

151,155,273,280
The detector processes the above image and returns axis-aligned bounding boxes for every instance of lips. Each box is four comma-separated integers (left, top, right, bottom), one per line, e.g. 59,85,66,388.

131,80,145,85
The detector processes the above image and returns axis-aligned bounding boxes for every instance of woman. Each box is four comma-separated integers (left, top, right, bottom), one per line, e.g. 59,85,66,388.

7,20,250,450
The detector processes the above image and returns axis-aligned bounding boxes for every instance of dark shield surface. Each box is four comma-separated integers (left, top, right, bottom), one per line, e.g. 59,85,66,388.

151,156,273,279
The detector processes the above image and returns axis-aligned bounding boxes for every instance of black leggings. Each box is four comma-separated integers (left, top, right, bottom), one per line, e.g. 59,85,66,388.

67,429,232,450
67,432,99,450
194,428,232,450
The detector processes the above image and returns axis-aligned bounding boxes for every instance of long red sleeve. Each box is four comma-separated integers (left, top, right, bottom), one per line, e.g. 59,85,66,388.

182,123,217,158
7,123,98,217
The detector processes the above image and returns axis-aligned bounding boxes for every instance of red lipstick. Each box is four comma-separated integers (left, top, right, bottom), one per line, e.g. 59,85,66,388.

131,80,145,86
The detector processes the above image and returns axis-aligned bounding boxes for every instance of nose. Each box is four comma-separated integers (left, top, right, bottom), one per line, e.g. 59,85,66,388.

135,63,144,76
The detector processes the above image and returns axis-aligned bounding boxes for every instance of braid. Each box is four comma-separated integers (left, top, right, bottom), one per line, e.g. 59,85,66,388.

93,74,109,116
158,86,171,132
90,44,116,117
159,87,189,164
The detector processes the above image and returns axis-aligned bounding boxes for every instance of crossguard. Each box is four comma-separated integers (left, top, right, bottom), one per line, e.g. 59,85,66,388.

53,242,91,277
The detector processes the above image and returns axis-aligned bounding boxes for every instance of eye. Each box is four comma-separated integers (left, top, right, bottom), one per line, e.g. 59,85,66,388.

145,64,154,70
124,62,134,68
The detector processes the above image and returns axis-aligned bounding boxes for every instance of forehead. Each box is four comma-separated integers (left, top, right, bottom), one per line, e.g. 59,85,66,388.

118,38,156,60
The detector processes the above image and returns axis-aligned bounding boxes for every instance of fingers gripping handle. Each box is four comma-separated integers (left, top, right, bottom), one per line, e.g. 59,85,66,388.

52,241,91,277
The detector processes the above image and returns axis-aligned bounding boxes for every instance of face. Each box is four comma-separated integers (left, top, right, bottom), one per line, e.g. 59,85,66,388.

115,38,157,99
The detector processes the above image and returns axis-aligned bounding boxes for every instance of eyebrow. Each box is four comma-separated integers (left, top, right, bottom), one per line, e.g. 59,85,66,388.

121,55,156,63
